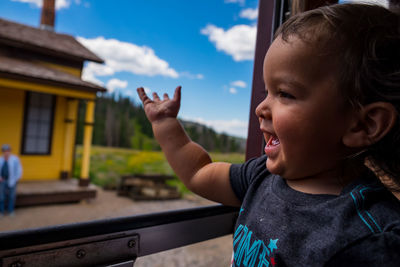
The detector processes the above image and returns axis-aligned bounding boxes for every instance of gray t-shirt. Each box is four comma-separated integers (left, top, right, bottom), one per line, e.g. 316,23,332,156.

229,155,400,267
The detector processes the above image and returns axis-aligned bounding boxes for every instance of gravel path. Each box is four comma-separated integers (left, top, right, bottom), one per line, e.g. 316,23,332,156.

0,188,233,266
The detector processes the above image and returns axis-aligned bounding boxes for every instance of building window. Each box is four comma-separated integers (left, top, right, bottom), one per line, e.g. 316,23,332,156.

21,92,56,155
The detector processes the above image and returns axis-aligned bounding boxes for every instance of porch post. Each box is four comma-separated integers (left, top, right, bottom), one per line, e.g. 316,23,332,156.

79,100,95,187
61,98,78,179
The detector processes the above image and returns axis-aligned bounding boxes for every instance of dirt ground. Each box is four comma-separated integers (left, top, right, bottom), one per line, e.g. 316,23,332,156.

0,188,233,267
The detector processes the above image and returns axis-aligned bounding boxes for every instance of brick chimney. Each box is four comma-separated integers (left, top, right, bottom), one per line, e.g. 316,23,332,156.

40,0,56,31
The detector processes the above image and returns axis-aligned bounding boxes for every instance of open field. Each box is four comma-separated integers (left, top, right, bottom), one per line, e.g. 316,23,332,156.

74,146,245,191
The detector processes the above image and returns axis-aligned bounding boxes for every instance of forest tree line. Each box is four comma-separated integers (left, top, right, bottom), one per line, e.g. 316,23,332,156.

76,94,245,153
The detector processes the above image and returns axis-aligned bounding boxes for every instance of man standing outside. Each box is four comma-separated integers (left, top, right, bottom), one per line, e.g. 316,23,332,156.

0,144,22,216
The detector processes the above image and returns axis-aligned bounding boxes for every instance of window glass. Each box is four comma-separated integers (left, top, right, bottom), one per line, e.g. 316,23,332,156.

29,93,40,106
37,139,49,153
39,124,50,138
22,92,55,155
28,107,40,120
26,121,38,137
24,139,37,154
0,3,252,265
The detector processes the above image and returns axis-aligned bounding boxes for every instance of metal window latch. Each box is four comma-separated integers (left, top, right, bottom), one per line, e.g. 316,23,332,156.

1,234,139,267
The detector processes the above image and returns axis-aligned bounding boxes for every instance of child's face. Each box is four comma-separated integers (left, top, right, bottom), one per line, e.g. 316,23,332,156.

256,35,354,180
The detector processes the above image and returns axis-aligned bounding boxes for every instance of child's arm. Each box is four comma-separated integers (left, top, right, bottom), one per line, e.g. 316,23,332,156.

137,86,241,207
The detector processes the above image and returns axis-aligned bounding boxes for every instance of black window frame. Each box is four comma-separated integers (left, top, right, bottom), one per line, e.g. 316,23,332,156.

20,91,56,156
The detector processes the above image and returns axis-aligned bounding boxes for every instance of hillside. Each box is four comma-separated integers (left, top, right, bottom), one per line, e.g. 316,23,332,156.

180,120,246,153
75,94,246,153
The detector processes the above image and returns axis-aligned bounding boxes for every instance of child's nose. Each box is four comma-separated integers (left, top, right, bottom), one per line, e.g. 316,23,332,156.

255,97,271,120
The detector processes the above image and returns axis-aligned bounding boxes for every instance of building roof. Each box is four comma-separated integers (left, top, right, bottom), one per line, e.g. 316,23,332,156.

0,55,106,92
0,18,104,64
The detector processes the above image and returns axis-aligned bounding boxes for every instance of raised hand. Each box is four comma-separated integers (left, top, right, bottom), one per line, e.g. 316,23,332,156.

137,86,181,123
137,85,239,206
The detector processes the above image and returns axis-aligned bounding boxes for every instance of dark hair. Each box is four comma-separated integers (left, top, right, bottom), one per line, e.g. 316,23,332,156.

275,3,400,190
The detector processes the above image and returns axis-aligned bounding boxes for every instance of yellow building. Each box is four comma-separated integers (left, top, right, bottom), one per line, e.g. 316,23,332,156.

0,15,105,187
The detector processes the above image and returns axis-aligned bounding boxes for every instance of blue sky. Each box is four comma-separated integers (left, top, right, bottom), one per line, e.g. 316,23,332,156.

0,0,261,138
1,0,388,138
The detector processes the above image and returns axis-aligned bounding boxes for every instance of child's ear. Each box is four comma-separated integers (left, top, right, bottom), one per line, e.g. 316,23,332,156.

342,102,397,148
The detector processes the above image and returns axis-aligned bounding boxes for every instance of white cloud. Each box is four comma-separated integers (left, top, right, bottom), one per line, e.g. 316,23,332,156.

229,87,238,94
201,24,256,61
224,0,245,5
187,117,248,138
180,72,204,80
81,64,105,86
82,61,114,79
78,36,179,84
231,80,246,88
240,8,258,20
11,0,41,7
11,0,71,10
106,78,128,93
56,0,70,8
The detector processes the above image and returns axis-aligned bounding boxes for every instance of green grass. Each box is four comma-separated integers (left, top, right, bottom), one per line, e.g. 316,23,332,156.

74,146,245,193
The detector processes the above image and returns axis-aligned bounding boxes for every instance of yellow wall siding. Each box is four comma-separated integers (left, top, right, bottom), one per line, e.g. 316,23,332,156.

0,56,99,181
0,87,24,155
0,88,79,181
21,96,68,180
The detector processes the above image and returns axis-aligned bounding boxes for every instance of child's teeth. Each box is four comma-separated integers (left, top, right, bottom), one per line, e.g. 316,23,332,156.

272,138,280,145
266,136,280,147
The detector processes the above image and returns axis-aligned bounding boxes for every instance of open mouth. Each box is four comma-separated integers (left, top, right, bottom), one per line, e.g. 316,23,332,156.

264,134,280,157
266,135,280,147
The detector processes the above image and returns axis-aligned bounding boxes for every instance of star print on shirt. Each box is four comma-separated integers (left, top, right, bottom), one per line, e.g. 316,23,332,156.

268,239,279,253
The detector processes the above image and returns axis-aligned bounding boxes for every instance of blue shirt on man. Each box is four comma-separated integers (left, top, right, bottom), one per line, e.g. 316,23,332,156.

1,161,9,181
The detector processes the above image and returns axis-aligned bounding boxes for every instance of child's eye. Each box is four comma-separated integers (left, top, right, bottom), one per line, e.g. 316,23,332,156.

278,90,295,99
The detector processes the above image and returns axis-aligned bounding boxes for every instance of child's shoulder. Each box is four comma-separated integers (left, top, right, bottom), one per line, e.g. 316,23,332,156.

326,180,400,266
326,221,400,266
347,177,400,229
358,179,400,215
229,154,273,202
230,154,270,181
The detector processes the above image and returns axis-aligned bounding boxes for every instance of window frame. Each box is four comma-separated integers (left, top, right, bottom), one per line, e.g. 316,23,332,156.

20,91,56,156
0,205,239,266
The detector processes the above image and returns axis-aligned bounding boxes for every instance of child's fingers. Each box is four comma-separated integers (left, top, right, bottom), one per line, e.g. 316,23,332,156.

163,93,170,100
153,92,161,101
173,86,181,102
137,87,151,104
